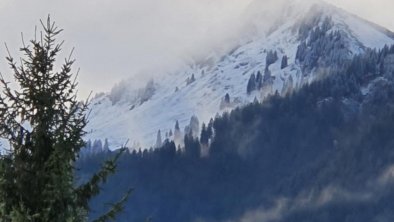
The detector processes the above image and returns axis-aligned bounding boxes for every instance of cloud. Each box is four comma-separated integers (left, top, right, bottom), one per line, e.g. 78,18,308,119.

0,0,392,98
0,0,253,98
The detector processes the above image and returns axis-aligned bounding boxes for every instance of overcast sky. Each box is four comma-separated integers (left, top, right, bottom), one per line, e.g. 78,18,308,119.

0,0,393,98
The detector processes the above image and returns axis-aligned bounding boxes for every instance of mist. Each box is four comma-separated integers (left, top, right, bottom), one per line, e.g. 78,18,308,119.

228,164,394,222
0,0,253,98
0,0,393,98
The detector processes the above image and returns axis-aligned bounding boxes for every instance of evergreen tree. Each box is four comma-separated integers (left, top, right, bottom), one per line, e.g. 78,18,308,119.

0,17,129,221
175,120,180,131
281,55,288,69
247,73,256,94
264,67,272,82
224,93,230,104
186,74,196,85
207,118,214,139
256,71,263,89
174,120,182,143
188,115,200,138
103,139,110,151
266,50,278,67
200,123,208,145
184,133,201,158
155,130,162,148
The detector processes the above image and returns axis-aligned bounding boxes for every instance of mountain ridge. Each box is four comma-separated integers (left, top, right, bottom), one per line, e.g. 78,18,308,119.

85,0,394,150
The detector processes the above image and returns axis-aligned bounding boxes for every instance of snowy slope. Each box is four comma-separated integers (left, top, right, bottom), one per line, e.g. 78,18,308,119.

85,0,394,150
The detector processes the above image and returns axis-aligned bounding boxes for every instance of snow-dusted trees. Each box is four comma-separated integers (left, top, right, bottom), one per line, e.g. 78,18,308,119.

186,74,196,85
296,41,307,63
296,16,348,73
266,50,278,67
247,71,264,94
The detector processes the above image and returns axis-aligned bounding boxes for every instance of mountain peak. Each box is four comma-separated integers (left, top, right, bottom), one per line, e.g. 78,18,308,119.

243,0,394,50
86,1,394,150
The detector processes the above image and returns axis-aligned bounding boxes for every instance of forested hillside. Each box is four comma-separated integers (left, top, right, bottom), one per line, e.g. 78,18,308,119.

77,45,394,222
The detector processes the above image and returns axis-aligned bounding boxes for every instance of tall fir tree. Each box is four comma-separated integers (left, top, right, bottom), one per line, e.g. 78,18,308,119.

0,16,129,221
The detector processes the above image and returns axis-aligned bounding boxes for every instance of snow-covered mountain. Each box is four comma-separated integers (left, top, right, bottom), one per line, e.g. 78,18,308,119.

85,0,394,150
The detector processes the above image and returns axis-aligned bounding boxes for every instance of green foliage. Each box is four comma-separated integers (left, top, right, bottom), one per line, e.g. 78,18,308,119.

0,16,128,221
